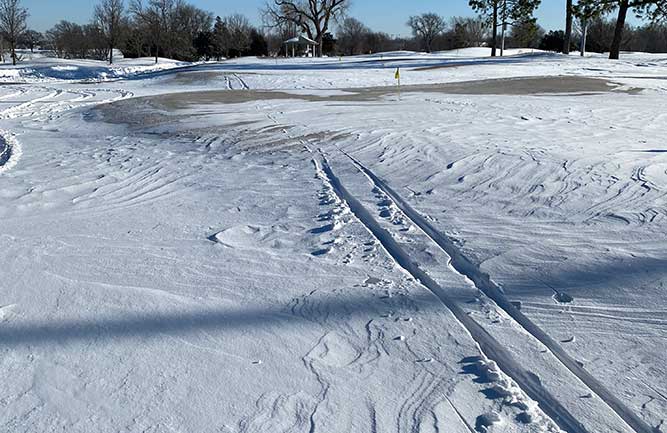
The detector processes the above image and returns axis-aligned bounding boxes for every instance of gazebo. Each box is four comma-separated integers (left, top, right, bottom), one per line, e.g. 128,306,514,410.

284,35,319,58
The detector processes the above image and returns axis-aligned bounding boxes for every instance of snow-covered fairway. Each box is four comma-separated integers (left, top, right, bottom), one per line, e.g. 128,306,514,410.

0,51,666,433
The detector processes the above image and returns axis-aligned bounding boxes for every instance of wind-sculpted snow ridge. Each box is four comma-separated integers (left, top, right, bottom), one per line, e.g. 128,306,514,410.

338,150,658,433
316,154,580,433
0,86,133,121
0,131,21,174
0,84,134,174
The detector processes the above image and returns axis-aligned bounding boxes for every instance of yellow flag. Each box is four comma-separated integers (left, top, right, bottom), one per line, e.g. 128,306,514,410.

395,68,400,80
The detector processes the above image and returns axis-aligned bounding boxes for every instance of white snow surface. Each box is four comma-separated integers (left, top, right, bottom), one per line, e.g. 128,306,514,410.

0,50,666,433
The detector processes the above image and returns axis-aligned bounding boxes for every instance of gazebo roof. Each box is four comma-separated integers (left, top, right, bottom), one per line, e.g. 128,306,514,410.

284,35,318,45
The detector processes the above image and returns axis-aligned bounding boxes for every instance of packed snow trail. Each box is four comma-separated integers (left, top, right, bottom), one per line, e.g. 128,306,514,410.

317,154,588,433
337,150,658,433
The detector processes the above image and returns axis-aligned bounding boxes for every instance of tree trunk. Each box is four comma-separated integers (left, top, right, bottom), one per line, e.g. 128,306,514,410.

11,43,16,66
564,0,573,54
109,45,114,65
580,22,588,56
491,2,498,57
609,0,629,60
501,23,506,56
500,0,507,56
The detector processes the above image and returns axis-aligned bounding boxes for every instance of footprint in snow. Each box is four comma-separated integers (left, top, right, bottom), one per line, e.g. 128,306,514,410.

476,412,502,432
309,224,334,234
0,304,17,322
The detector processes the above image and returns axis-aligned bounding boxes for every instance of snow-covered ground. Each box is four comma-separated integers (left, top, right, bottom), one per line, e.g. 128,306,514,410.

0,50,666,433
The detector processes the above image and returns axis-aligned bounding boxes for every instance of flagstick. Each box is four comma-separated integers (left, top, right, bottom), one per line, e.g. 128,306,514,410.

395,67,401,101
398,74,401,101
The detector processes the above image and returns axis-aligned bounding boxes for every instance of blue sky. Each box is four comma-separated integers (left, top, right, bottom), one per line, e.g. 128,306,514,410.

22,0,623,35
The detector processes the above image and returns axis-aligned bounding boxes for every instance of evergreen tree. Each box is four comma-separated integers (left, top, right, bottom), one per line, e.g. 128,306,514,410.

212,16,227,60
246,28,268,56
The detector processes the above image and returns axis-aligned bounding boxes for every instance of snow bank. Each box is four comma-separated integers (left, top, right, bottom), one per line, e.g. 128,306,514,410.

0,131,21,174
0,57,197,83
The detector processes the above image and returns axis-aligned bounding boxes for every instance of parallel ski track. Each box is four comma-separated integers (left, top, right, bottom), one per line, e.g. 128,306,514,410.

337,149,657,433
316,154,588,433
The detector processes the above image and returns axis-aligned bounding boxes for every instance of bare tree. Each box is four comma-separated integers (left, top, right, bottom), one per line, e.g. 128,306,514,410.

168,3,212,59
263,0,349,56
225,14,251,57
407,13,447,53
18,29,41,52
337,17,370,55
564,0,573,53
451,16,489,47
130,0,176,63
0,0,28,65
94,0,126,64
0,35,5,62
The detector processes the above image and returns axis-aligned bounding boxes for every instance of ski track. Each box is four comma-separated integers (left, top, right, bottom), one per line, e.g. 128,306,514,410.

3,56,666,431
223,73,249,91
315,154,583,433
255,94,641,433
335,149,657,433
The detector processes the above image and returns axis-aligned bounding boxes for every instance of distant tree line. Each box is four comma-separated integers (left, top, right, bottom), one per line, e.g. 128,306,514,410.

44,0,270,63
1,0,667,64
505,14,667,54
0,0,270,64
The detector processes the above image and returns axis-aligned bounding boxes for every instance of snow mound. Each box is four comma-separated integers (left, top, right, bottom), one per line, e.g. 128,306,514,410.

208,224,296,250
0,57,197,83
209,225,263,248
